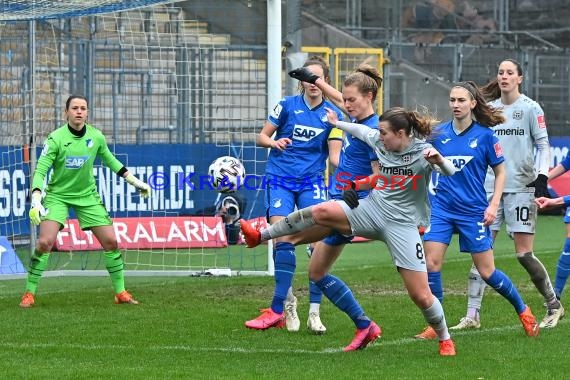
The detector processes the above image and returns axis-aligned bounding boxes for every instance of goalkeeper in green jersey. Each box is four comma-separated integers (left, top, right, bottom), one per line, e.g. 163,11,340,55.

20,95,150,308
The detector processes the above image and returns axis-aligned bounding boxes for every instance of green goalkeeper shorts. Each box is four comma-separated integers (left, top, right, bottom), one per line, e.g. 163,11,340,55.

43,191,112,230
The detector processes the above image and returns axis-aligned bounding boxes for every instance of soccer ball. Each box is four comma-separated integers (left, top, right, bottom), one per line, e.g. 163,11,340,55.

208,156,246,193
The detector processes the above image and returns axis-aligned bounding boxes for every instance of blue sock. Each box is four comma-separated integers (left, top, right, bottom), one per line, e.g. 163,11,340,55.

309,280,323,304
428,271,443,304
315,274,370,329
271,242,296,314
554,238,570,300
485,269,526,314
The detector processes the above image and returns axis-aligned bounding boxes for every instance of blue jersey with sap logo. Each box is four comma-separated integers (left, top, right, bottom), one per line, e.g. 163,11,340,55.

329,114,378,199
265,94,343,179
430,120,504,216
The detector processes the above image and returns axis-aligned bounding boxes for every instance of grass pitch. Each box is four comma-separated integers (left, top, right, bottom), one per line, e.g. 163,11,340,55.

1,215,570,379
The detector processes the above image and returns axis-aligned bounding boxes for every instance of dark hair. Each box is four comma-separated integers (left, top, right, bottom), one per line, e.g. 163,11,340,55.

379,107,438,139
344,64,383,102
480,59,523,101
65,95,88,110
298,55,331,94
453,81,505,127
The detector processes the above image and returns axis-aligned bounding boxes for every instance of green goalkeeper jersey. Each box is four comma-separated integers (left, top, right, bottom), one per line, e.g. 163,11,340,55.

33,123,124,199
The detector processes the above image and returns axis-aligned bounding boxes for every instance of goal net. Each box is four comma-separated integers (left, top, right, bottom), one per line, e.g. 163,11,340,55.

0,1,271,277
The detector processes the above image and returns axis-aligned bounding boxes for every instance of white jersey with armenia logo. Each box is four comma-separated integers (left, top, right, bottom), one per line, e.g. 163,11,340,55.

360,129,433,227
484,94,549,193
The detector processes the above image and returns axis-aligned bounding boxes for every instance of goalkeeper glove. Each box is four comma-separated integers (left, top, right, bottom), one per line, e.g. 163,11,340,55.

526,174,549,198
342,181,359,209
29,191,46,225
125,173,151,198
288,67,319,84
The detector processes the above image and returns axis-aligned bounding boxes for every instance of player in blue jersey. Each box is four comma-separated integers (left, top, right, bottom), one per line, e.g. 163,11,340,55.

245,56,344,333
241,107,458,356
451,59,563,331
414,81,539,340
288,63,381,333
534,155,570,310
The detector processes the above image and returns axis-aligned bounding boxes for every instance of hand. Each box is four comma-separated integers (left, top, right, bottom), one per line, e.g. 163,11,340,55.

29,191,46,225
342,181,359,209
125,173,151,198
423,148,442,164
526,174,549,198
272,138,292,151
325,107,339,126
288,67,319,84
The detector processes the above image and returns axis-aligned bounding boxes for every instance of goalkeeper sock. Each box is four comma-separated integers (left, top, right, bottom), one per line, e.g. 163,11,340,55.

105,250,126,294
25,250,49,294
315,274,369,329
271,242,296,314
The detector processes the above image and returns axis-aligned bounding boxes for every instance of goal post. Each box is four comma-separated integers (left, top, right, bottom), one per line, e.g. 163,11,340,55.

0,1,278,277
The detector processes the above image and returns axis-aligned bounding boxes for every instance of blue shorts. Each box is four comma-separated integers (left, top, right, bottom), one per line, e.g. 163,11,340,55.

423,211,492,254
323,232,354,246
264,175,327,218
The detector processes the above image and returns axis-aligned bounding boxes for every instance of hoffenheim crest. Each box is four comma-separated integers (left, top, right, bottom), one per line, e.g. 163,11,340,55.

469,138,478,148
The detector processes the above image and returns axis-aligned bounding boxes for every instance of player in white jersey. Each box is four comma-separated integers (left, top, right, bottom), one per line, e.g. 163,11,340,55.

414,81,539,340
450,59,564,331
288,63,381,334
241,107,458,356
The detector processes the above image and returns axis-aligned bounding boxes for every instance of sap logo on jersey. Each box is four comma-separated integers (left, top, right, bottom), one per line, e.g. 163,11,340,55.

446,155,473,171
65,156,89,169
293,125,324,141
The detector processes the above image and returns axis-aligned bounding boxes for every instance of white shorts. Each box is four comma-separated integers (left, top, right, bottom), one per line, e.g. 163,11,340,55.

488,192,536,234
339,198,426,272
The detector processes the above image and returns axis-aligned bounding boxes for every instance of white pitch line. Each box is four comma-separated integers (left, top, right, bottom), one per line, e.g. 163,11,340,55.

1,318,564,355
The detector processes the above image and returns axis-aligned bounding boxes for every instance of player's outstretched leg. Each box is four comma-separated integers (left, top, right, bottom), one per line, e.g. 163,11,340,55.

240,219,262,248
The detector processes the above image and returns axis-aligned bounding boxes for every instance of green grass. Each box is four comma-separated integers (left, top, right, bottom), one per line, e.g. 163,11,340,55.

2,215,570,379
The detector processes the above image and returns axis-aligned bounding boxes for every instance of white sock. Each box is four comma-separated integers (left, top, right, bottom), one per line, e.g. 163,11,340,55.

422,297,450,341
309,303,320,314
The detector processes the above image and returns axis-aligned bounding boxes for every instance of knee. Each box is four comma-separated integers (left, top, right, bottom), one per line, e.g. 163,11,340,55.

425,255,442,272
311,204,329,223
36,237,55,253
411,291,434,309
308,266,326,283
100,238,118,251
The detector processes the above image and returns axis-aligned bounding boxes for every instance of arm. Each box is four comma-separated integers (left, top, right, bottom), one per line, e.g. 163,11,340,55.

327,138,342,168
288,67,345,112
484,162,506,225
29,137,57,225
257,121,291,151
549,164,568,181
536,195,570,209
535,136,550,176
326,107,376,145
423,147,457,176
